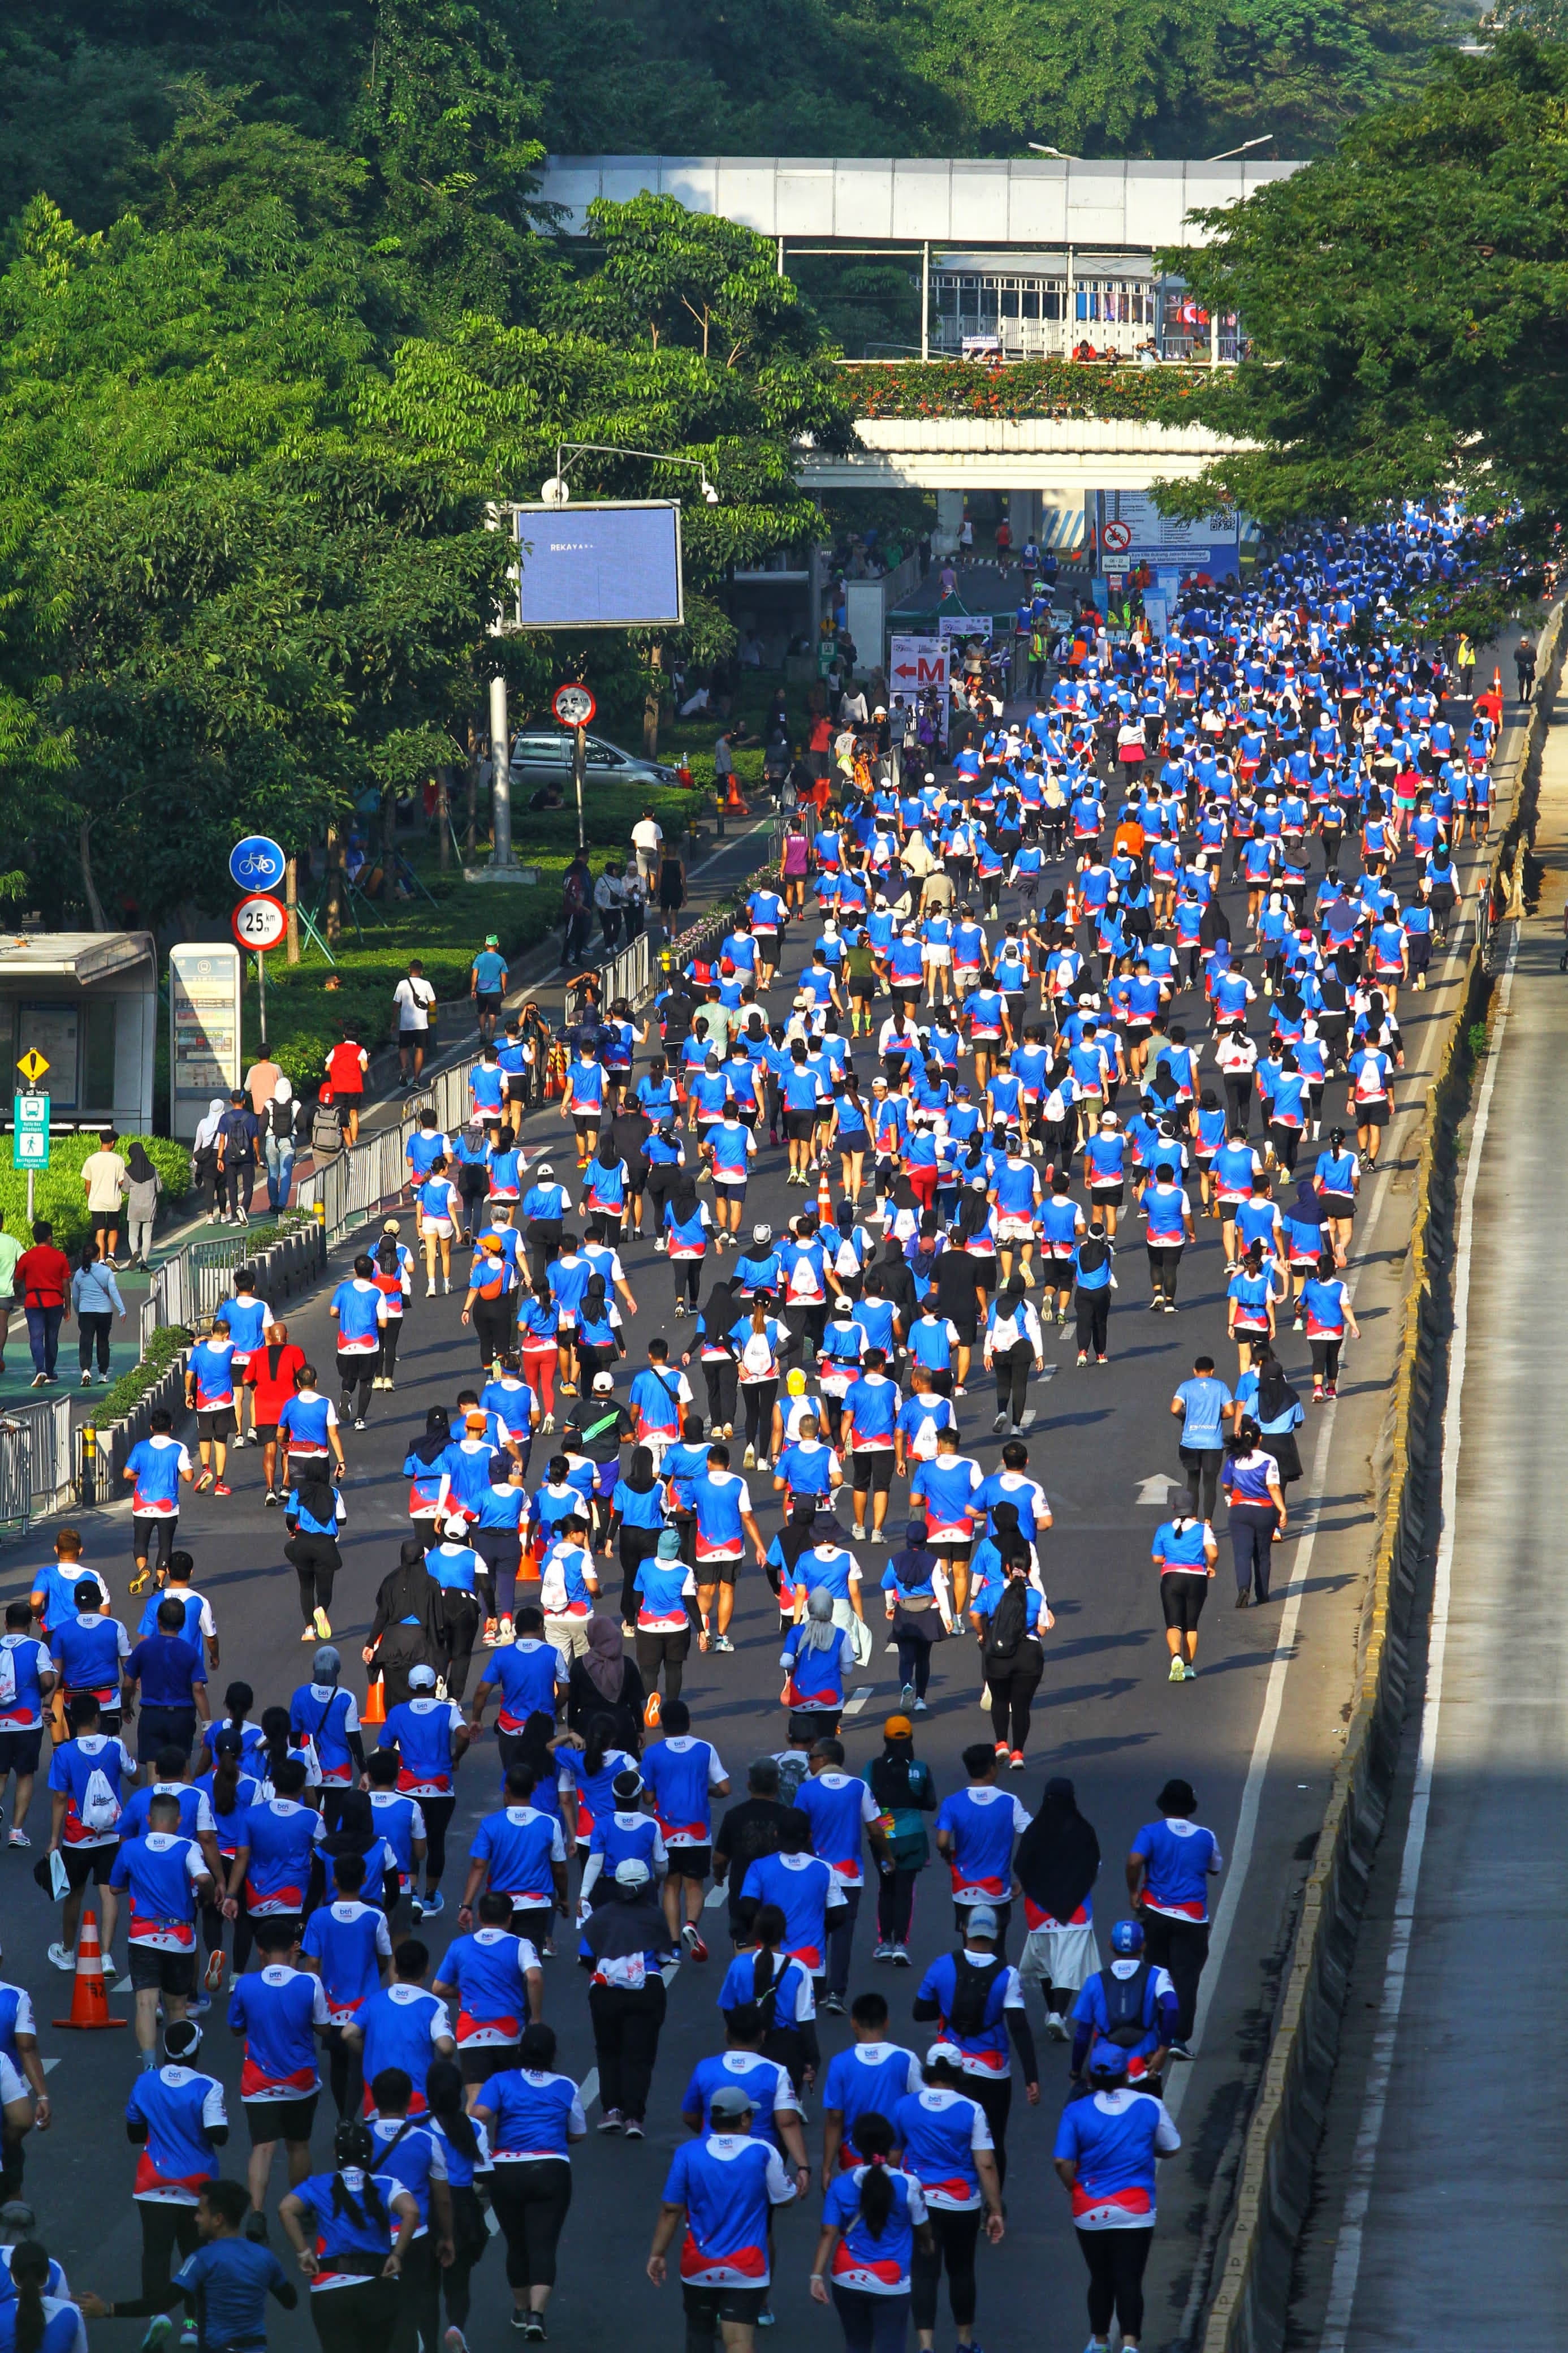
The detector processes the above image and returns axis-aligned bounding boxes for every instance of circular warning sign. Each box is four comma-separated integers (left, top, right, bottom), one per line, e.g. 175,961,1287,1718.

551,683,597,730
1102,520,1133,555
231,894,288,954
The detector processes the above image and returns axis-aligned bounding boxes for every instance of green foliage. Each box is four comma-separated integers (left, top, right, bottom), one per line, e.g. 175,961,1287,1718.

0,1131,189,1255
1156,37,1568,527
845,360,1229,425
97,1322,193,1428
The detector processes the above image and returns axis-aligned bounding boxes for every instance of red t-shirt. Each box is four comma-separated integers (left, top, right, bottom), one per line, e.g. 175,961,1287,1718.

326,1041,366,1096
245,1341,309,1425
16,1245,71,1309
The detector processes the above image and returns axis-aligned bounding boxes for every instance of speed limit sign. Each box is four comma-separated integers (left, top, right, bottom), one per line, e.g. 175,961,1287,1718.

231,893,287,954
551,683,597,730
1102,519,1133,555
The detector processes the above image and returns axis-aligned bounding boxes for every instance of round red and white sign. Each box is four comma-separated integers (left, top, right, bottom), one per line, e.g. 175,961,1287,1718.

552,683,597,729
231,894,287,954
1102,520,1133,555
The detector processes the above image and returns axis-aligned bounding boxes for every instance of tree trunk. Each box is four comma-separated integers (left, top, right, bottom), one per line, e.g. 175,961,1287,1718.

643,642,663,759
465,720,478,854
325,824,342,946
284,854,300,964
436,770,452,870
77,815,107,930
381,788,397,893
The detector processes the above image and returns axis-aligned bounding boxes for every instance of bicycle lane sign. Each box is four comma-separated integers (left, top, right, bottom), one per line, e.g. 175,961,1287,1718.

229,836,286,893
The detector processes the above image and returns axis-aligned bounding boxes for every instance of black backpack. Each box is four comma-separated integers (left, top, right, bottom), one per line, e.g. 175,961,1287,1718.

984,1578,1030,1665
1100,1960,1152,2046
947,1950,998,2040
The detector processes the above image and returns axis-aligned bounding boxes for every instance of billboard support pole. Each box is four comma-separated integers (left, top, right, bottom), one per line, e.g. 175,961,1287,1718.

488,674,515,870
573,723,587,854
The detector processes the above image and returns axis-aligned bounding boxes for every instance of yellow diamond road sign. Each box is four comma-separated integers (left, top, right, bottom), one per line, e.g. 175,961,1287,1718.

15,1051,49,1084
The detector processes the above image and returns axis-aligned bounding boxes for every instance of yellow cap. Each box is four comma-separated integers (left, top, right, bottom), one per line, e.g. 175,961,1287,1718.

786,1369,807,1395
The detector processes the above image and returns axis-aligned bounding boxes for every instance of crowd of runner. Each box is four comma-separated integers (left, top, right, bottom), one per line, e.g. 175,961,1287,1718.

0,499,1504,2353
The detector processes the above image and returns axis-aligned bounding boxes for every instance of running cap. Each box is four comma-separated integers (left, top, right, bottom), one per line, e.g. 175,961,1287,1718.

966,1904,1000,1940
614,1859,650,1888
592,1372,615,1393
709,2085,755,2122
925,2041,964,2068
751,1223,772,1244
787,1369,807,1394
656,1528,682,1560
408,1664,438,1691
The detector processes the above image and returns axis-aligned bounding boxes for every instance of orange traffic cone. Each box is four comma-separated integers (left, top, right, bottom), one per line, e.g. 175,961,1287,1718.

54,1907,127,2029
362,1674,386,1729
816,1167,833,1230
723,772,750,817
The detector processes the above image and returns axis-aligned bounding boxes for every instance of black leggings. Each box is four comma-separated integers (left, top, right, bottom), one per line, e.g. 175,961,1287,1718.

336,1354,374,1418
988,1656,1043,1751
672,1260,703,1309
1230,1501,1278,1601
473,1297,514,1366
378,1318,403,1381
741,1377,777,1452
107,2201,201,2317
1180,1445,1222,1519
77,1311,113,1374
1074,1288,1109,1354
618,1526,663,1625
286,1533,341,1622
588,1979,666,2122
439,2183,489,2329
1075,2224,1154,2341
1146,1243,1185,1304
911,2204,983,2330
876,1866,919,1945
421,1794,456,1891
490,2162,574,2287
307,2275,400,2353
702,1358,738,1429
992,1339,1034,1421
1310,1337,1343,1381
1161,1574,1209,1633
895,1622,935,1698
636,1627,692,1700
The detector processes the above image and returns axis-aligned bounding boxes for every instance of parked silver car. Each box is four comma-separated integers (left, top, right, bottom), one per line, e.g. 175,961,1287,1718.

509,729,681,787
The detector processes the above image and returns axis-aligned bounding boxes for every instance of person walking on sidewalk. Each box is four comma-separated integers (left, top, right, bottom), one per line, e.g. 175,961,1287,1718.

394,960,438,1091
325,1032,369,1146
1125,1779,1222,2059
80,1130,128,1266
71,1243,126,1387
17,1219,71,1389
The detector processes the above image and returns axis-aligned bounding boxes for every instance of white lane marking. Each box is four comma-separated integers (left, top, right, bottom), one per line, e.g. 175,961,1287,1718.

1316,920,1517,2351
840,1686,876,1717
1164,1395,1336,2127
42,2058,59,2074
580,2066,599,2110
688,818,772,884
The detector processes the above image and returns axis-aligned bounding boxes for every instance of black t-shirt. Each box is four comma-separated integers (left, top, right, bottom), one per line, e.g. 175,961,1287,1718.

931,1251,982,1321
714,1796,789,1893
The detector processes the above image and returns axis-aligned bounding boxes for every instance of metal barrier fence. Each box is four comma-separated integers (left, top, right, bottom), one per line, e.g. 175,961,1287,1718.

0,1394,75,1529
600,930,652,1009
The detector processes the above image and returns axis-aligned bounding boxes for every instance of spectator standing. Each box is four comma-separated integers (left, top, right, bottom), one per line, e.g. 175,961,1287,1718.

394,960,438,1091
325,1033,369,1146
594,864,626,953
560,853,593,969
16,1219,71,1390
79,1130,128,1266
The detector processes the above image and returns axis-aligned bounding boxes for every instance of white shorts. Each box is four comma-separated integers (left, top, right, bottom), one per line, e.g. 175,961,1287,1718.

922,946,951,969
419,1214,454,1239
1018,1921,1101,1994
996,1215,1036,1241
0,2051,24,2105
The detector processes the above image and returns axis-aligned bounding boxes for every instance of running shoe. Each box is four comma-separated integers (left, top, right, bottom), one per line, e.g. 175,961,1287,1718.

821,1992,846,2016
623,2118,644,2140
1009,1750,1026,1771
139,2319,175,2351
313,1608,332,1640
443,2332,469,2353
1169,2040,1193,2061
421,1891,444,1916
711,1635,734,1654
213,1481,232,1497
900,1684,916,1710
598,2108,625,2133
681,1924,709,1961
890,1944,911,1966
913,1697,927,1713
194,1471,214,1493
264,1489,279,1507
205,1949,226,1991
872,1942,893,1962
994,1740,1009,1759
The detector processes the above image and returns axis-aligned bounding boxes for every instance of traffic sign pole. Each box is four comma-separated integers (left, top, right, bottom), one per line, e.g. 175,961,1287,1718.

551,686,597,855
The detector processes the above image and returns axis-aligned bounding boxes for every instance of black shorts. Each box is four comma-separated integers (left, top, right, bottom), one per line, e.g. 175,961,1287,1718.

129,1946,197,1997
475,991,503,1015
784,1110,817,1141
667,1843,711,1883
1089,1184,1125,1209
696,1557,740,1586
62,1843,116,1889
245,2094,318,2147
197,1408,236,1441
253,1421,279,1442
850,977,876,1002
458,2044,518,2085
852,1450,895,1493
1319,1192,1354,1219
684,2286,766,2329
1355,1100,1389,1127
0,1729,42,1777
1161,1572,1210,1634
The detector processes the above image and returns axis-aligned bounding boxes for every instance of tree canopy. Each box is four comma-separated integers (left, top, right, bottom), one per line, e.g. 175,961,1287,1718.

1158,36,1568,530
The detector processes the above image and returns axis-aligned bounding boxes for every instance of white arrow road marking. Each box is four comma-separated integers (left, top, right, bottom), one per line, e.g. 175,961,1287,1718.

1134,1475,1182,1505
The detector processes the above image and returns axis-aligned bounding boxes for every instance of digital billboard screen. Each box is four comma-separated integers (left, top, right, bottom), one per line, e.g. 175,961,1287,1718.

514,501,685,630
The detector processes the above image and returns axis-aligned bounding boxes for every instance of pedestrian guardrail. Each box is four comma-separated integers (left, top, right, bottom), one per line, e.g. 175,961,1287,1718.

0,1394,75,1529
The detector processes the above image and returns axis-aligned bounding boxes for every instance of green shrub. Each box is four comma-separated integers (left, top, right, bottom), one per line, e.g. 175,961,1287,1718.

0,1132,189,1253
95,1322,192,1425
1468,1020,1489,1059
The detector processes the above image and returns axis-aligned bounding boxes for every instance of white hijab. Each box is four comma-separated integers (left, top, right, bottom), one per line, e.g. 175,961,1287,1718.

194,1099,225,1149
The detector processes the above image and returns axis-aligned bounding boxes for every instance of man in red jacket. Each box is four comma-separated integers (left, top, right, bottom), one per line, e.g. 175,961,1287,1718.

16,1218,71,1387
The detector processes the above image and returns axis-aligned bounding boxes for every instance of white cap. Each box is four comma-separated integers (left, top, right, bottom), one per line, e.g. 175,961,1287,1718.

408,1664,438,1691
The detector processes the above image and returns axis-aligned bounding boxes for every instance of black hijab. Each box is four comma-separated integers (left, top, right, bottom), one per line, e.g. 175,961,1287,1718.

889,1519,935,1593
409,1407,450,1467
1255,1352,1298,1424
1014,1775,1100,1925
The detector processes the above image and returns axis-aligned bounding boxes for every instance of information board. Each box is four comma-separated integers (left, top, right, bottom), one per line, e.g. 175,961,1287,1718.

169,944,241,1141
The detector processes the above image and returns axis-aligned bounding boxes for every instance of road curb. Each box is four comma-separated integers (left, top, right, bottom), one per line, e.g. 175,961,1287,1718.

1199,602,1566,2352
